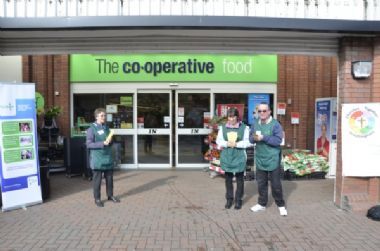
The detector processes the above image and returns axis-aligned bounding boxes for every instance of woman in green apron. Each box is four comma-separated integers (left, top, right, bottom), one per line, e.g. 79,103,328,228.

86,108,120,207
216,108,251,210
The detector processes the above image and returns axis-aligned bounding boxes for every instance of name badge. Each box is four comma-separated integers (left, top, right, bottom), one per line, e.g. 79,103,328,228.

98,130,105,135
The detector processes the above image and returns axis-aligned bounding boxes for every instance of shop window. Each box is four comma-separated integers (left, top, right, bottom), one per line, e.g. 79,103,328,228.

137,93,169,129
73,93,134,135
214,93,274,125
178,93,210,129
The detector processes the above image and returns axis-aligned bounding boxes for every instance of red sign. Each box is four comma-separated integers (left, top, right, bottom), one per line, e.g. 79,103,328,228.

291,112,300,124
216,104,244,121
277,103,286,115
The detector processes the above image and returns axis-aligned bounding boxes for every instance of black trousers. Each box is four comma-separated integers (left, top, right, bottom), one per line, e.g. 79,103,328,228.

256,168,285,207
225,172,244,202
93,170,114,200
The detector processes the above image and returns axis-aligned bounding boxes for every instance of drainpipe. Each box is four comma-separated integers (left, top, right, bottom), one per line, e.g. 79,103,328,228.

363,0,368,20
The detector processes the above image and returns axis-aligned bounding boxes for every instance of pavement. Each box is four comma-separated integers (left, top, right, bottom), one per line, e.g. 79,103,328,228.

1,170,380,251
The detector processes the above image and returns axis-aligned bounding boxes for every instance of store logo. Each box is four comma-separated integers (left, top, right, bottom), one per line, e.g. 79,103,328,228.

347,107,377,137
0,102,15,111
0,102,16,116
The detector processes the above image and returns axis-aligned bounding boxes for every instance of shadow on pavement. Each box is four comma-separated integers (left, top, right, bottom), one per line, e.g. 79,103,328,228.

118,175,177,198
47,170,139,201
243,179,298,207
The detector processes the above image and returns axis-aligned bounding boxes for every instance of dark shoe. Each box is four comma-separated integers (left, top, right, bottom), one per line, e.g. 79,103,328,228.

234,200,242,210
108,196,120,203
225,200,233,209
95,200,104,207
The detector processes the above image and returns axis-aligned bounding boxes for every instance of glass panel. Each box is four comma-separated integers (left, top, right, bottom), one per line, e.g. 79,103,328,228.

137,93,170,129
138,135,170,164
178,93,210,128
104,94,134,129
113,135,134,164
214,93,274,126
73,94,102,135
73,93,134,134
178,135,208,164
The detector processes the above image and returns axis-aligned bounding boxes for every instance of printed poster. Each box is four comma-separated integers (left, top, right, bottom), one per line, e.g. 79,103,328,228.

248,94,270,125
120,96,133,107
342,103,380,176
0,83,42,211
291,112,300,124
216,104,244,122
277,102,286,115
203,112,210,128
315,100,331,160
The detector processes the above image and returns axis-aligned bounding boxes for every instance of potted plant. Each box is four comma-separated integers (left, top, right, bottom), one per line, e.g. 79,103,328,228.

43,106,62,127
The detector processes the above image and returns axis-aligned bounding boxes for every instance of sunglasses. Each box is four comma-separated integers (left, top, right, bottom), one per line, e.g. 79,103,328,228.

258,110,267,113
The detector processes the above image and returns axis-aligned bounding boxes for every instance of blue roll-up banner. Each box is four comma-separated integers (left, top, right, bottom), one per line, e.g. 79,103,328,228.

248,94,270,125
0,83,42,211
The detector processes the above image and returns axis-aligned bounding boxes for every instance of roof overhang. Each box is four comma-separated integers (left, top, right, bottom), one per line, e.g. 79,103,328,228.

1,16,379,55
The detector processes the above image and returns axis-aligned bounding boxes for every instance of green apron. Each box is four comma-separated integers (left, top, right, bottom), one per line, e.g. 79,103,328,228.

254,119,280,171
220,123,247,173
89,124,113,171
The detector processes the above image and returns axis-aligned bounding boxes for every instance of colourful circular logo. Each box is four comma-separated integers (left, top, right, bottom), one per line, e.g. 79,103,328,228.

348,109,376,137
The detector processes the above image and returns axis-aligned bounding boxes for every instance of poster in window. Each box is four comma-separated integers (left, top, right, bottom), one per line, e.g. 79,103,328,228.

216,104,244,121
106,105,118,114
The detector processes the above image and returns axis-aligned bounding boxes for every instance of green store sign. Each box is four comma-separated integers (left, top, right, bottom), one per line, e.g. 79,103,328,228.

70,54,277,83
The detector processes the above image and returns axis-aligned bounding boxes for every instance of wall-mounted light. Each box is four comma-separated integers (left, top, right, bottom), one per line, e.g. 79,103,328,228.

351,61,372,80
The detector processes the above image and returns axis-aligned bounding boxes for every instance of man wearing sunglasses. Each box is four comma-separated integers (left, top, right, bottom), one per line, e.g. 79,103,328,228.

249,103,287,216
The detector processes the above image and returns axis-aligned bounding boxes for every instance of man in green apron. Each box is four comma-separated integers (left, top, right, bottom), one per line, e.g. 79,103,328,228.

216,108,251,210
86,108,120,207
249,103,287,216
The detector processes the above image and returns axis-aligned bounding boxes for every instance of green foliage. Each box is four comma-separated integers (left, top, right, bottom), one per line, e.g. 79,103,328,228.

44,106,62,119
209,116,227,127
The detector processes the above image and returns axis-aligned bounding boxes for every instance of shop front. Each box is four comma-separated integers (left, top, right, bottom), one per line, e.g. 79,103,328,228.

70,54,277,169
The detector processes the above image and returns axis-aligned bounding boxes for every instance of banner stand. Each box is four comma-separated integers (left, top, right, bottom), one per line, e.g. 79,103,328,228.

0,82,42,211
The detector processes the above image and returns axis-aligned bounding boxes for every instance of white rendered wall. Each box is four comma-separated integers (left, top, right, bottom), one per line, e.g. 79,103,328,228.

0,56,22,83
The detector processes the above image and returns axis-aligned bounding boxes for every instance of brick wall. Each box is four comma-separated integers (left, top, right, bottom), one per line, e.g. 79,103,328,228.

277,55,337,151
335,37,380,213
22,55,70,137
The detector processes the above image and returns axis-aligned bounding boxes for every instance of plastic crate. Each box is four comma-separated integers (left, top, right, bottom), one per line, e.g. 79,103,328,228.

309,171,326,179
284,170,326,180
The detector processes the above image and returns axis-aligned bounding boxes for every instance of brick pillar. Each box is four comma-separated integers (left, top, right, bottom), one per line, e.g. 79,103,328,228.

370,37,380,204
53,55,70,137
22,55,70,137
277,55,337,150
335,37,380,213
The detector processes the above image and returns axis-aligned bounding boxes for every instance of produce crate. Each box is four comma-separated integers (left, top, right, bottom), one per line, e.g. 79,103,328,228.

284,170,326,181
309,171,326,179
282,149,329,179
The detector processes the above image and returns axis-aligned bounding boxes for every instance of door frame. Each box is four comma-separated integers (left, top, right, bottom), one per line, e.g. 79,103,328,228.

136,89,173,168
175,89,212,168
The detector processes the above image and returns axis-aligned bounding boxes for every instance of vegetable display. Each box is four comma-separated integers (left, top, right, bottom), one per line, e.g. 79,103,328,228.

282,149,329,176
